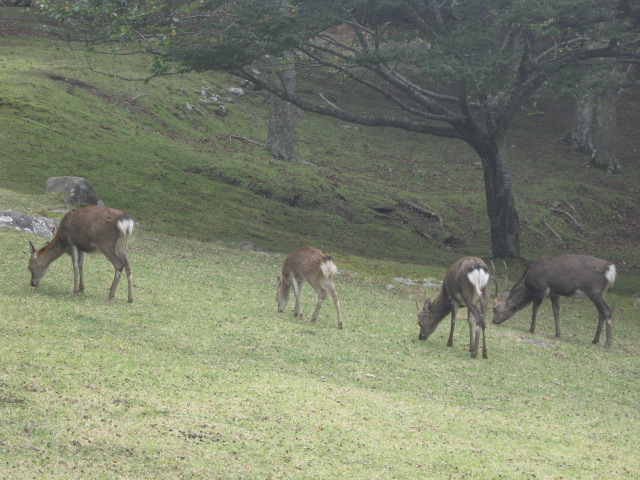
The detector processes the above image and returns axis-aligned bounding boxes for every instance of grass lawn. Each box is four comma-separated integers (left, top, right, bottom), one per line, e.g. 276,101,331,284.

1,224,638,479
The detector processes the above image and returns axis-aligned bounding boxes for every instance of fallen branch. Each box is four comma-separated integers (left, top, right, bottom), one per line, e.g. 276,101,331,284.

554,200,576,212
400,201,446,228
228,135,262,146
542,216,563,240
317,92,340,109
552,207,582,227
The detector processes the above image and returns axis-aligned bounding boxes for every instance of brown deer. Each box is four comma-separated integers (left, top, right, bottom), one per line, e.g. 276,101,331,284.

492,254,616,348
417,256,491,359
276,246,343,329
28,206,134,303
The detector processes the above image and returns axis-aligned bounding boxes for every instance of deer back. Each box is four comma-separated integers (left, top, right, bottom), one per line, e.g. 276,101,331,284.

58,206,132,254
281,246,336,286
418,256,489,339
524,255,615,297
444,256,490,306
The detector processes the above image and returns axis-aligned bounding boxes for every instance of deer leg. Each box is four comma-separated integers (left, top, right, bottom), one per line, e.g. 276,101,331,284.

327,281,343,329
592,305,604,345
604,309,612,349
291,278,303,318
589,294,612,348
465,308,474,351
108,266,123,300
447,305,458,347
124,260,133,303
530,300,542,334
310,287,327,323
77,250,85,292
70,246,83,294
467,304,485,359
550,296,561,338
481,322,488,359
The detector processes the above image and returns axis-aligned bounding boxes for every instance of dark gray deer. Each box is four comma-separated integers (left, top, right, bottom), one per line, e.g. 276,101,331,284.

28,206,134,302
417,256,491,359
492,254,616,348
276,246,343,329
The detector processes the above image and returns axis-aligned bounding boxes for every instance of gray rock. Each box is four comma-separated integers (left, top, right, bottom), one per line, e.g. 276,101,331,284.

0,211,56,237
45,176,102,206
239,241,268,253
391,277,442,288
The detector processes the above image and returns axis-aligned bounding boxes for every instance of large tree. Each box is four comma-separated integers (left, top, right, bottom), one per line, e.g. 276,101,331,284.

39,0,640,257
265,51,301,163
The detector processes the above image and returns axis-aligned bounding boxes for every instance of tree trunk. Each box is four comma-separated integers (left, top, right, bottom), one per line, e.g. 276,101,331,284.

569,92,595,154
474,137,521,258
591,88,621,173
265,52,300,163
569,89,621,173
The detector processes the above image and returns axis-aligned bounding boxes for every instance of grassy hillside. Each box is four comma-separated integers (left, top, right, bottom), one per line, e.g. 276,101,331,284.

2,12,639,279
1,11,640,479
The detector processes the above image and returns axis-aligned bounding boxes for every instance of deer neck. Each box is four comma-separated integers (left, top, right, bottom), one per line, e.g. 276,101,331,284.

429,289,453,323
506,280,533,314
37,235,67,264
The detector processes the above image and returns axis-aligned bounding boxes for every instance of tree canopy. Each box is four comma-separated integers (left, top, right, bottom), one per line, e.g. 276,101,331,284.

38,0,640,257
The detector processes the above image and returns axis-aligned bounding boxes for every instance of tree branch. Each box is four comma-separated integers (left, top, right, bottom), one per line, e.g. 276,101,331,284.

233,69,461,138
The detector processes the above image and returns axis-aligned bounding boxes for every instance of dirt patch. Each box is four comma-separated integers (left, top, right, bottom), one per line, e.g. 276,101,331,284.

44,71,109,98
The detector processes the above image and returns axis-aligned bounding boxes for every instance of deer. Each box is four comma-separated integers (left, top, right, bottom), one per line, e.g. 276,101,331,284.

492,254,616,348
276,246,343,329
28,206,134,303
417,256,491,359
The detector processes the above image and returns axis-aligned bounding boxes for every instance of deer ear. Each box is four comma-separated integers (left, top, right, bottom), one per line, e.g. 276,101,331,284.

28,241,36,255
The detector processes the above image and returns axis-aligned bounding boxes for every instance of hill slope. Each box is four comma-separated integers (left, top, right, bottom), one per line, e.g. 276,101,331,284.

1,11,639,281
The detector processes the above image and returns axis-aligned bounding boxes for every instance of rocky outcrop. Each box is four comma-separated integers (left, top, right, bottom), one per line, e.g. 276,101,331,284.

45,176,103,206
0,210,56,237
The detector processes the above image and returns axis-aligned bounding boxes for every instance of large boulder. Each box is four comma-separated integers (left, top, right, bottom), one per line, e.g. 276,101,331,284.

0,211,56,237
45,176,103,206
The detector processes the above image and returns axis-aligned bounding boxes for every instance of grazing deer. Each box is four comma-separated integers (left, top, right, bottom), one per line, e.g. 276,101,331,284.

492,254,616,348
417,256,490,359
28,206,134,303
276,246,343,329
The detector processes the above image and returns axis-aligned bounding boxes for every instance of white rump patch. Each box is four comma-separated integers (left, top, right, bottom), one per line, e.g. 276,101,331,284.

117,217,134,236
320,259,337,278
605,264,616,289
467,268,490,297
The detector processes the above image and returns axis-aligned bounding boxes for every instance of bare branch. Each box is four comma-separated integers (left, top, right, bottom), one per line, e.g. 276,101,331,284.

233,69,460,138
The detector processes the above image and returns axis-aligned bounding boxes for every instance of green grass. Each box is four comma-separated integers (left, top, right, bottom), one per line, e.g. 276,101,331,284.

2,223,639,479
